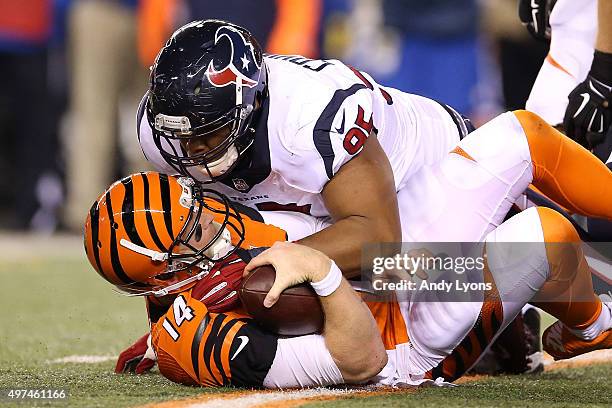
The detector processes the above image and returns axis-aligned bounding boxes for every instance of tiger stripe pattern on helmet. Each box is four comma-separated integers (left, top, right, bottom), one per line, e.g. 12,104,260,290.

120,176,147,249
158,173,175,240
86,201,104,277
84,171,290,296
84,172,191,292
103,187,136,285
140,172,169,252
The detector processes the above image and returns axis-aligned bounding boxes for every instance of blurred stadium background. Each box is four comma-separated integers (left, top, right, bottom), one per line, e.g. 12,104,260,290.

0,0,548,235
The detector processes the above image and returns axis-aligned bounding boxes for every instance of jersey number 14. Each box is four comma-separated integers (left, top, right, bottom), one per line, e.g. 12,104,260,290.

162,295,195,341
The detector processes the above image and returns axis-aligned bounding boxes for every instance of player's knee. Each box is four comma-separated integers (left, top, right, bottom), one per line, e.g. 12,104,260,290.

536,207,580,243
536,207,585,284
513,110,548,135
513,110,563,157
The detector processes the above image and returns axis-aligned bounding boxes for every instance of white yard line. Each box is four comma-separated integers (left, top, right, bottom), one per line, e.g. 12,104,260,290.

48,355,115,364
186,388,363,408
144,350,612,408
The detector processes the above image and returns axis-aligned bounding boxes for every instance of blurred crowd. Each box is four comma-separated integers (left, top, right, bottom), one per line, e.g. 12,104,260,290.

0,0,547,233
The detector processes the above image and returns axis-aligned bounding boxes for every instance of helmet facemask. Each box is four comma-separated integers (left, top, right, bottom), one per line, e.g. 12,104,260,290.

151,96,257,182
166,182,245,268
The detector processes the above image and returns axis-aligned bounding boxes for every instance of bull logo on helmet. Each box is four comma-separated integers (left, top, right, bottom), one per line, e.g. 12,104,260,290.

205,26,261,89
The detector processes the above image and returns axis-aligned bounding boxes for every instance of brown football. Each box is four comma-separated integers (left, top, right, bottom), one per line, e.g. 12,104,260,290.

239,265,324,336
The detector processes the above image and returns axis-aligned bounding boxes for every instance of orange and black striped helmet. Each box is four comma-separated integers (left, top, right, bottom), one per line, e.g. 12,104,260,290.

83,172,245,296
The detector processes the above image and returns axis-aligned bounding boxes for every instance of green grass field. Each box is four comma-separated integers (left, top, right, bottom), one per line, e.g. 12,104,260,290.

1,238,610,407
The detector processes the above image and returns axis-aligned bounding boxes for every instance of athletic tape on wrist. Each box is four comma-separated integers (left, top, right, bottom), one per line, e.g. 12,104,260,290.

310,261,342,297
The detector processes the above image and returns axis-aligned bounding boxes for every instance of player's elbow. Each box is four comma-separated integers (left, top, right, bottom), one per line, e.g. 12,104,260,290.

340,340,388,383
352,213,400,243
367,346,388,380
367,215,401,243
337,314,388,383
379,219,401,242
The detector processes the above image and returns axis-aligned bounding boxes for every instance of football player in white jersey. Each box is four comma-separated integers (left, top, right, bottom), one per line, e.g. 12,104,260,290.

137,19,474,275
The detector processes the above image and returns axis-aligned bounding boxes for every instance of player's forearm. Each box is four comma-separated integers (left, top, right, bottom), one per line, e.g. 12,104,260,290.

298,215,398,277
596,0,612,53
307,134,401,276
247,243,388,383
318,277,387,382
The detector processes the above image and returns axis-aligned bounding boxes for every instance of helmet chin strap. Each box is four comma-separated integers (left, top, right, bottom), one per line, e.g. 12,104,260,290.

120,239,169,261
120,239,234,298
120,223,231,264
123,265,212,298
205,144,239,177
119,238,205,267
203,222,233,259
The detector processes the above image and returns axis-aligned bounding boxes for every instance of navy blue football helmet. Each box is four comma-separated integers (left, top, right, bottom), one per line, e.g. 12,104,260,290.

146,20,267,181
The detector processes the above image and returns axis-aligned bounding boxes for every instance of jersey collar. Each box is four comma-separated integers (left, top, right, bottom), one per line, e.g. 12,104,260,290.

219,96,272,193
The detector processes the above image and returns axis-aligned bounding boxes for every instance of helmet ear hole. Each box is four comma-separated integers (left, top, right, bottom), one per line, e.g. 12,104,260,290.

194,83,201,95
97,241,102,248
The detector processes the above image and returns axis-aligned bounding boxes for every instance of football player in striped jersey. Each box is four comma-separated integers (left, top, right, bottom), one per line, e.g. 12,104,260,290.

84,174,387,386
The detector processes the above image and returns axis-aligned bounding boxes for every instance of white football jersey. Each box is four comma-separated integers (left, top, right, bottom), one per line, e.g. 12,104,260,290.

138,55,462,218
526,0,597,125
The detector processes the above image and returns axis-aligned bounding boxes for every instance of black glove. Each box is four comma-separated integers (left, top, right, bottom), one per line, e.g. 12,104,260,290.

563,51,612,150
592,126,612,163
518,0,557,41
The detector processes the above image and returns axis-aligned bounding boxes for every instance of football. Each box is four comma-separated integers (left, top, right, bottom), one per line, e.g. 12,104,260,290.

239,265,324,336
